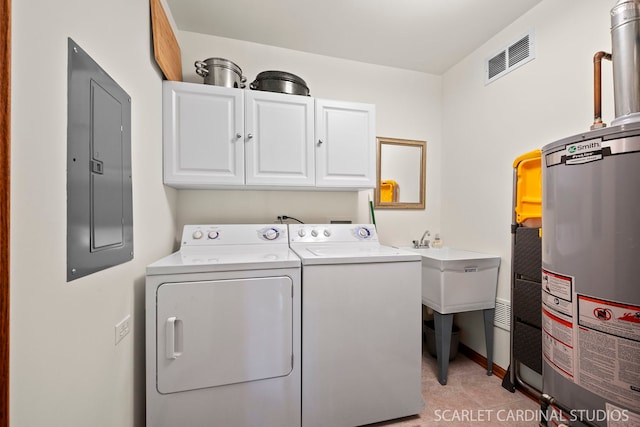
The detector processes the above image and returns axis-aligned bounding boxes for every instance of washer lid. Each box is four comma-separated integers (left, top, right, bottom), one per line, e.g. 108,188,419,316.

146,245,301,275
290,243,420,265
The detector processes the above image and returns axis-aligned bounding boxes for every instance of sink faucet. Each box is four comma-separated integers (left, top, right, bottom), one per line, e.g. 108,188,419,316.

413,230,430,248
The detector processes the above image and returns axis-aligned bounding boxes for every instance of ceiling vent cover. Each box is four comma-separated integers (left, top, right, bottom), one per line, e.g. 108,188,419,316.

485,31,535,84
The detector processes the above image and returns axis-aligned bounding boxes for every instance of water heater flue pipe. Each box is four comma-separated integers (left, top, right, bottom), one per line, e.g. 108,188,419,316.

590,51,612,130
610,0,640,126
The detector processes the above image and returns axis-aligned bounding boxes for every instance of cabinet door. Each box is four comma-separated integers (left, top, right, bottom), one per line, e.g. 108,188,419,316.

245,91,315,187
163,82,244,187
315,99,376,189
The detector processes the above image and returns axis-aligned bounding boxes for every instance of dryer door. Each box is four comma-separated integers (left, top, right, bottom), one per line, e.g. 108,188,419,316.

156,277,293,394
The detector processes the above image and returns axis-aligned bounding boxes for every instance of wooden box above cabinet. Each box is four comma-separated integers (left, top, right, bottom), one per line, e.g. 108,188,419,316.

162,81,376,190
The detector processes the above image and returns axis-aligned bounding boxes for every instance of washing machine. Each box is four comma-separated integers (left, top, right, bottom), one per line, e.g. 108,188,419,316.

145,224,301,427
288,224,424,427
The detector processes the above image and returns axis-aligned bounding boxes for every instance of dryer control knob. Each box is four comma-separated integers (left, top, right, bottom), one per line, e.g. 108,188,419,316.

323,229,331,237
263,228,280,240
297,229,306,237
208,231,220,240
311,230,319,237
192,230,204,240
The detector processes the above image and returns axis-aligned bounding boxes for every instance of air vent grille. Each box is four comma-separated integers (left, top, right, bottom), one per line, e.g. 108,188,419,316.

488,52,507,80
486,31,535,84
494,298,512,331
509,35,530,67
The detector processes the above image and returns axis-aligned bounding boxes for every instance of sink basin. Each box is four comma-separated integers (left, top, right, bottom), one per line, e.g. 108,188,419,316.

402,247,501,314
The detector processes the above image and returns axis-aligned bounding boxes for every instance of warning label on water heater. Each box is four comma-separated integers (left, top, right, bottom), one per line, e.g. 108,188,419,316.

542,307,575,380
542,269,640,411
578,295,640,342
576,295,640,412
542,269,573,302
542,268,576,380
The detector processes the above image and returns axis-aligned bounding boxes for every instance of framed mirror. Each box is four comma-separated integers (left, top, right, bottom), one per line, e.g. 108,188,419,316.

374,137,426,209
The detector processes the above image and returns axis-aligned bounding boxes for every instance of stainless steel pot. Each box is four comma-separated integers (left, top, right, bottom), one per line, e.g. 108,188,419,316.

194,58,246,88
249,71,310,96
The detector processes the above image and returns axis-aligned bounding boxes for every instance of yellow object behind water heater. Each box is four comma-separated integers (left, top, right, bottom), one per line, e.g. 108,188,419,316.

513,150,542,226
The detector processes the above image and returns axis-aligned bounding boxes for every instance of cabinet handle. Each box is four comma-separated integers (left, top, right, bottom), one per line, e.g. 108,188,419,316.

247,133,254,139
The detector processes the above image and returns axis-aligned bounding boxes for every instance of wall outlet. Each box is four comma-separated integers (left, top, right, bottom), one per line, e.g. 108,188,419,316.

114,314,131,345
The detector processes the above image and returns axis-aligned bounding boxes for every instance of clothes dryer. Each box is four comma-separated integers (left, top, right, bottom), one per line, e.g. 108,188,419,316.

288,224,423,427
145,224,301,427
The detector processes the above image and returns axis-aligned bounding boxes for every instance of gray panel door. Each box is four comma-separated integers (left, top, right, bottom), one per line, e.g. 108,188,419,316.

90,80,124,251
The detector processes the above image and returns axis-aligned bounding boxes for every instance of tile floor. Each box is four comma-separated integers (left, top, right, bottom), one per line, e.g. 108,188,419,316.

366,350,541,427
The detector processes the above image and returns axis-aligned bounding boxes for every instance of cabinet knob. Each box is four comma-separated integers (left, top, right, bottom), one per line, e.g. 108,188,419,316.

318,139,323,145
247,133,254,139
236,133,242,139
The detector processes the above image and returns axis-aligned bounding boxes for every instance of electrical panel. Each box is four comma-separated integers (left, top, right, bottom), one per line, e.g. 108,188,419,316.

67,38,133,281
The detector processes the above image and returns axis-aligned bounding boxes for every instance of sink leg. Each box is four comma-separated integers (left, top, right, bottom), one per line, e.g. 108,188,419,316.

433,311,453,385
483,308,495,376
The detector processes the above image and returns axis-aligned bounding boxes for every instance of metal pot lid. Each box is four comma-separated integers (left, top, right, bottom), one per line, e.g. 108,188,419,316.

254,70,308,87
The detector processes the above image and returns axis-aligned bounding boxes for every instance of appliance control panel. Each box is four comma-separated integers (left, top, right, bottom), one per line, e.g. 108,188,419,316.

181,224,288,247
288,224,378,243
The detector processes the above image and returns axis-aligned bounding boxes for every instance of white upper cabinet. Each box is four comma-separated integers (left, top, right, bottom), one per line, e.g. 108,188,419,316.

163,81,375,190
315,99,376,189
163,82,244,187
245,90,315,187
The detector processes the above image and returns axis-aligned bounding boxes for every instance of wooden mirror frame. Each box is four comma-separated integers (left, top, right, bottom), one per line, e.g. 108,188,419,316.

374,137,426,210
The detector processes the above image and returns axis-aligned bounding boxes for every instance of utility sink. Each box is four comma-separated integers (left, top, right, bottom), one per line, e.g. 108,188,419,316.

402,247,501,314
401,246,501,385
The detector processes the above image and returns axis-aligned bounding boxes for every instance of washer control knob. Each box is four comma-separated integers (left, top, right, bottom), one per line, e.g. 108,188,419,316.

297,229,306,237
323,229,331,237
311,230,319,237
263,228,280,240
192,230,204,240
208,230,220,240
357,227,371,238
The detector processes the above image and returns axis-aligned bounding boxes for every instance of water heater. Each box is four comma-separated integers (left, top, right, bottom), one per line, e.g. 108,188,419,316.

540,2,640,426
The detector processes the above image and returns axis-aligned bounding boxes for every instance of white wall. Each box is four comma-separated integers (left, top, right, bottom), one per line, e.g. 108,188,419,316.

10,1,618,424
10,8,441,426
441,0,614,367
10,0,177,425
176,31,443,247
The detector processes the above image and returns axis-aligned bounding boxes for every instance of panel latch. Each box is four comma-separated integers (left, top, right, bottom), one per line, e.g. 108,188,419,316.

90,159,104,174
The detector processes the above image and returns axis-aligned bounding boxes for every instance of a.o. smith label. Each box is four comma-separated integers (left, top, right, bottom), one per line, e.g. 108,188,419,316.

565,140,603,165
